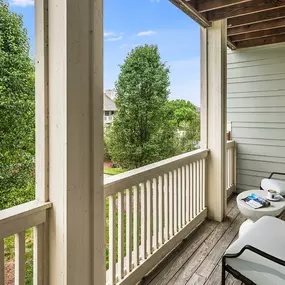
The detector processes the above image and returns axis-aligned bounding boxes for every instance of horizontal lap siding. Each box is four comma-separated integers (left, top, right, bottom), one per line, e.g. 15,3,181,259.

227,44,285,192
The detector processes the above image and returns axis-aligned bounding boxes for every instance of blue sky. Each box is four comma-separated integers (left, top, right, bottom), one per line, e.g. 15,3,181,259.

7,0,201,106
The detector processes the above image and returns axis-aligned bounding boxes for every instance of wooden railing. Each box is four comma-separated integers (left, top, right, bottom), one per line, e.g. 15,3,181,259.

0,201,51,284
226,140,236,198
104,149,209,285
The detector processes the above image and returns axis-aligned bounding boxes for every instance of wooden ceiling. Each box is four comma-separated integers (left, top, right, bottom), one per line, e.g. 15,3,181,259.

170,0,285,49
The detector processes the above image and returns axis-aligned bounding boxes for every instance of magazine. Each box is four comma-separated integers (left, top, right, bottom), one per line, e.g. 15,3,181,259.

241,193,270,209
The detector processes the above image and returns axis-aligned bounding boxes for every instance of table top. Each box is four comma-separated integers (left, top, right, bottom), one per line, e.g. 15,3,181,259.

237,190,285,220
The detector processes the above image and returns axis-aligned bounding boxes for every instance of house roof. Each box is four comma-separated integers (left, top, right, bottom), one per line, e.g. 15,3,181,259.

104,93,116,111
170,0,285,50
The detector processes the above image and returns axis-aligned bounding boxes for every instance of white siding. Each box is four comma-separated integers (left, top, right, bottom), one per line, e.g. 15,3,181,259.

227,44,285,192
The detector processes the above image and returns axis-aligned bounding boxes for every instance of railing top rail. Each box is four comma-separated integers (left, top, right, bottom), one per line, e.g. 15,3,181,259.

0,201,52,239
104,149,209,197
226,140,235,149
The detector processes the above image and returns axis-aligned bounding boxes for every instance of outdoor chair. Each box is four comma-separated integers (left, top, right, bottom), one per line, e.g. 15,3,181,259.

222,216,285,285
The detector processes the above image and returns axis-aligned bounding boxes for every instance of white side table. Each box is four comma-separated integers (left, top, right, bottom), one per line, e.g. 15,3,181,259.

237,190,285,236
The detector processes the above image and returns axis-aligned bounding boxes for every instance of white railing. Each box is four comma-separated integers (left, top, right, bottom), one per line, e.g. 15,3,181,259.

226,140,236,198
104,149,209,285
0,201,51,284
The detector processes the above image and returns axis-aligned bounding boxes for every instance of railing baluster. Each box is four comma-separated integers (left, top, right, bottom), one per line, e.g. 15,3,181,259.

174,169,178,234
186,164,190,223
159,176,164,246
133,185,139,267
190,163,193,220
109,195,116,284
202,158,206,209
164,173,169,241
169,171,174,237
118,191,124,280
34,224,44,285
0,239,4,285
141,183,147,261
200,159,203,211
182,166,186,226
196,160,200,213
193,162,197,217
126,189,132,273
15,231,25,285
178,168,182,230
153,178,159,250
146,181,153,256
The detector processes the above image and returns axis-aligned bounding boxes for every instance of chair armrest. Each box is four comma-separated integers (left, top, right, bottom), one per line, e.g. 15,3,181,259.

224,245,285,267
268,172,285,179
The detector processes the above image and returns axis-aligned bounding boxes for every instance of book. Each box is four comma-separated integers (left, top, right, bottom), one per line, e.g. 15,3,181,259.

241,193,270,209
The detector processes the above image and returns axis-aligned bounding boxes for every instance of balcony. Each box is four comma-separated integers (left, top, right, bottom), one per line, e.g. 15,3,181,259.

0,141,236,285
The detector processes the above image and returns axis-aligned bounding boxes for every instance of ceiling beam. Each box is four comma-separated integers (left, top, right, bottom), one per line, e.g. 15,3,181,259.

231,27,285,42
188,0,252,13
228,7,285,28
235,33,285,48
169,0,211,28
228,17,285,36
206,0,285,22
227,38,237,50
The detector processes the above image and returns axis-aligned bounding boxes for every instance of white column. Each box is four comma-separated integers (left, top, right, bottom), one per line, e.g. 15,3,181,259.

201,20,227,222
47,0,105,284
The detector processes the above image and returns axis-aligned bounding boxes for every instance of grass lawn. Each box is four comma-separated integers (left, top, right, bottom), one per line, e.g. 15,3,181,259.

104,168,128,176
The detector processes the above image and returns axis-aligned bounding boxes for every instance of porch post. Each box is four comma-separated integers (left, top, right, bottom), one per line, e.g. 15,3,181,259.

201,20,227,222
47,0,105,284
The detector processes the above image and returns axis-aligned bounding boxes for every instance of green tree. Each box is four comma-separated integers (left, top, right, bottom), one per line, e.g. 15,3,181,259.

167,100,200,154
106,45,176,169
0,1,35,209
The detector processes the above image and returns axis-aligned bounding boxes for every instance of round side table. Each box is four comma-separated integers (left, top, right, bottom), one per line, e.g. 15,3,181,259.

237,190,285,236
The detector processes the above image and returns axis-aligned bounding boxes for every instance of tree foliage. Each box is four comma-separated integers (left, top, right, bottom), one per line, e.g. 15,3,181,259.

0,1,35,209
167,100,200,154
106,45,176,168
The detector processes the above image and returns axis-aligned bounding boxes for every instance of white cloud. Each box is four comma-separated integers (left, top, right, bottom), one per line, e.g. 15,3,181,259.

104,32,114,37
9,0,34,6
105,36,123,42
137,30,156,37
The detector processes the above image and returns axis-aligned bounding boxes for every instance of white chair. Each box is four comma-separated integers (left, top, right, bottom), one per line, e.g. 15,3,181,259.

222,216,285,285
260,172,285,196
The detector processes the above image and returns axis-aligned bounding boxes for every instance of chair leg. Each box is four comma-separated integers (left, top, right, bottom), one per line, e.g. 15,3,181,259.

222,257,226,285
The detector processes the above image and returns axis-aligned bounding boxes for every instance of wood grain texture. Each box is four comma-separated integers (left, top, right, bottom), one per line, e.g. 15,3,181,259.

228,8,285,28
192,0,252,13
231,26,285,42
206,0,285,22
235,33,285,48
228,17,285,36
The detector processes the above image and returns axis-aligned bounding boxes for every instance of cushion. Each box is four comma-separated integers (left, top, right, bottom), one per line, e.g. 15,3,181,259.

261,179,285,195
225,216,285,285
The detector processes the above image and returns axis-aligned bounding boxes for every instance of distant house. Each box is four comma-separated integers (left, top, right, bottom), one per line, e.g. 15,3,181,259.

104,93,116,126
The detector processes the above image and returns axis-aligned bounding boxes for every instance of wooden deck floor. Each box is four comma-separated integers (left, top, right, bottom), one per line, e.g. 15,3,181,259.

139,196,245,285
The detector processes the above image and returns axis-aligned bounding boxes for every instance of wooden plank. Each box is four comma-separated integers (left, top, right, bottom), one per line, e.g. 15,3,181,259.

228,17,285,36
109,195,116,284
235,33,285,48
159,176,164,246
228,39,237,50
228,8,285,28
154,178,159,250
164,173,169,241
126,189,132,273
147,181,153,256
33,224,44,285
231,27,285,42
118,191,125,279
169,0,211,28
185,272,206,284
195,214,245,279
15,232,25,285
167,205,240,285
206,0,285,22
192,0,252,13
134,185,139,267
147,217,218,285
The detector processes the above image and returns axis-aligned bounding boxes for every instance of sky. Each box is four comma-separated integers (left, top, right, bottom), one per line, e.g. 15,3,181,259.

7,0,201,106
